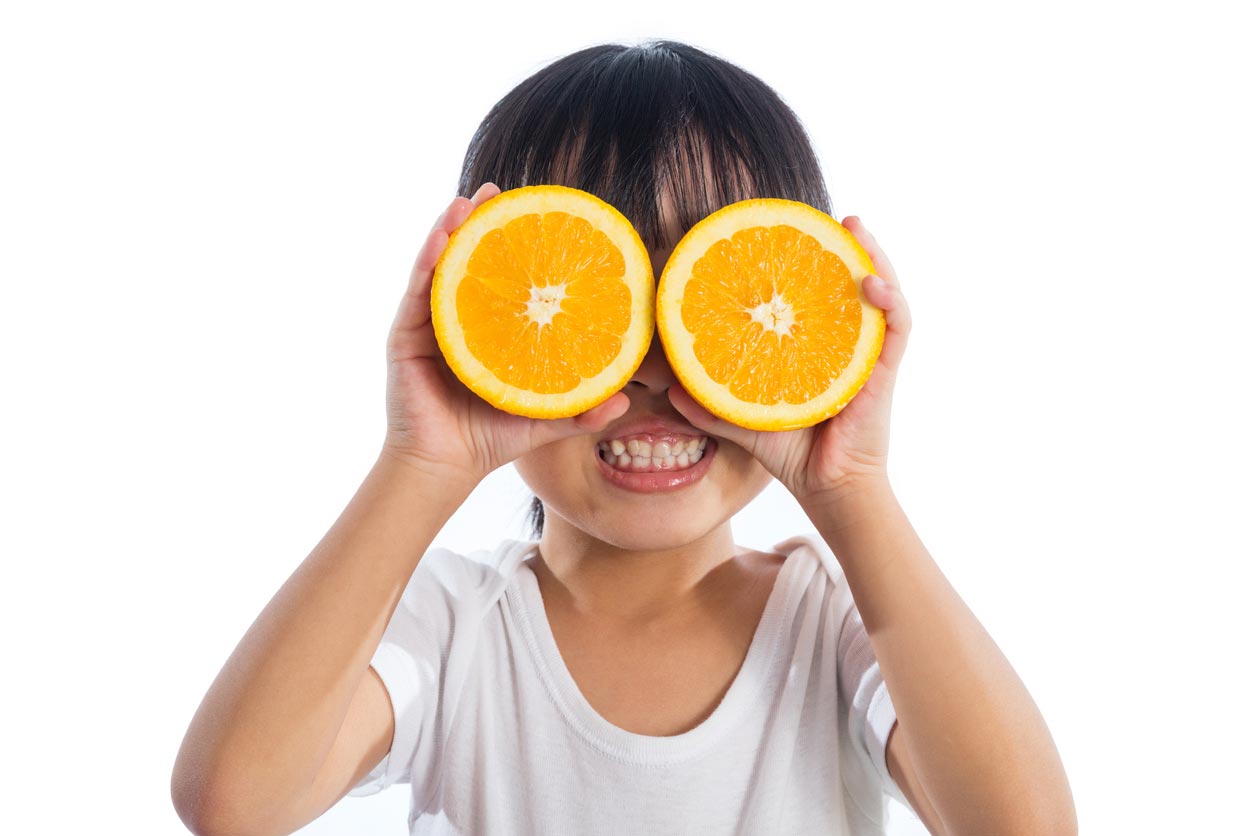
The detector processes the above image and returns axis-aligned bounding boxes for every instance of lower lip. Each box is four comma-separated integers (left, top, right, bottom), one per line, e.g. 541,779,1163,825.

594,440,718,494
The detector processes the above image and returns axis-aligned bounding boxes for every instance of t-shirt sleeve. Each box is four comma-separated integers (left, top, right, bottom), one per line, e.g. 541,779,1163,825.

837,593,914,811
347,547,476,798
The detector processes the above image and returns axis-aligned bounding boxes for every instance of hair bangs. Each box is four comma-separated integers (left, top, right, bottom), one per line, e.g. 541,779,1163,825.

457,40,831,253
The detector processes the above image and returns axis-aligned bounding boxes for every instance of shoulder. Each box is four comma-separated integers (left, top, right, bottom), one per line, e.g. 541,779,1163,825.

769,534,851,593
732,544,788,578
399,539,536,610
766,534,864,639
770,533,830,563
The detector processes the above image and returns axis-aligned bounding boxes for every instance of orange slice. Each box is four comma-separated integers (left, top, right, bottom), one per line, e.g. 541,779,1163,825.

656,198,884,431
431,185,655,418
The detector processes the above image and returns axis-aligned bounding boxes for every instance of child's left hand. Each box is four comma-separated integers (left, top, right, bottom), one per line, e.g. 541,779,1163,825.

668,216,911,505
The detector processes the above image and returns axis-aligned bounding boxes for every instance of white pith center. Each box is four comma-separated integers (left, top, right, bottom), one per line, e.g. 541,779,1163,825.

525,283,567,327
748,293,795,337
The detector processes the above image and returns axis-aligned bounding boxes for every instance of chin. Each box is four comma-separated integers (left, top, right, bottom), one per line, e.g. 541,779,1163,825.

574,507,716,552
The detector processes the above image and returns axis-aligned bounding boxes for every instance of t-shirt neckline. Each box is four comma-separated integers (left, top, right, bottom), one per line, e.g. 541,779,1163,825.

506,541,812,767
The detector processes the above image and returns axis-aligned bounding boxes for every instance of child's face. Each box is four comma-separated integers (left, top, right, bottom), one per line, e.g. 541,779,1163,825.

513,216,775,553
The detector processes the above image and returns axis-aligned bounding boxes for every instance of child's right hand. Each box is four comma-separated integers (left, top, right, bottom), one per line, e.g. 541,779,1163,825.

380,182,630,485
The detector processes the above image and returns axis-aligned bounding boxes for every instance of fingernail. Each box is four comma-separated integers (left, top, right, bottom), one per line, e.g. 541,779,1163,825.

871,275,889,290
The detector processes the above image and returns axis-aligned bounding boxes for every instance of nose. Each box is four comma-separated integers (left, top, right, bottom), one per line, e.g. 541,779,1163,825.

626,330,677,395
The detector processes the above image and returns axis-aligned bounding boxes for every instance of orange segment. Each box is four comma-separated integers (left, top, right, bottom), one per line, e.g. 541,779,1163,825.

657,199,883,431
432,186,654,418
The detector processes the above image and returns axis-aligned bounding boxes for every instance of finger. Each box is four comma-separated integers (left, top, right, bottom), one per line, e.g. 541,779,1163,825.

841,216,898,286
666,384,761,452
390,222,450,338
414,183,502,296
469,181,501,208
434,196,474,241
862,274,911,373
430,182,500,239
527,392,632,447
389,184,506,362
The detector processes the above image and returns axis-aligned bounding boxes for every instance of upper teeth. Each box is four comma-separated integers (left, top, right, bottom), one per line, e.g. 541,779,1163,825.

597,436,709,472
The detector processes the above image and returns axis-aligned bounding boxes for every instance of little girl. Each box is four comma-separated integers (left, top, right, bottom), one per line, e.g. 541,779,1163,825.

172,40,1075,836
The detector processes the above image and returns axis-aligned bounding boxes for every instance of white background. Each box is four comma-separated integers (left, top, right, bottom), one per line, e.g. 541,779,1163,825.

2,1,1251,834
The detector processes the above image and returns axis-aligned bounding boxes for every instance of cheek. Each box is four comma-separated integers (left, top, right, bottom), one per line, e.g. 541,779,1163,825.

513,443,589,503
719,441,773,486
513,452,556,496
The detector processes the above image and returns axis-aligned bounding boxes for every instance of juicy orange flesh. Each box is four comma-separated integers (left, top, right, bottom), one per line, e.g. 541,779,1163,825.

681,224,860,405
457,211,631,394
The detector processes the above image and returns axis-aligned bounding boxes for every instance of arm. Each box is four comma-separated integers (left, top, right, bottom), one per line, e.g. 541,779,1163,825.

804,477,1077,836
170,453,476,836
667,215,1077,834
171,180,628,836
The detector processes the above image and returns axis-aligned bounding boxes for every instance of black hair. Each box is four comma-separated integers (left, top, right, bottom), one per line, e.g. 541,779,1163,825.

453,39,833,540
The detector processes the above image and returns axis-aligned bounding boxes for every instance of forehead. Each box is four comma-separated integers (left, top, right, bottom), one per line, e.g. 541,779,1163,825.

655,188,685,252
654,146,750,252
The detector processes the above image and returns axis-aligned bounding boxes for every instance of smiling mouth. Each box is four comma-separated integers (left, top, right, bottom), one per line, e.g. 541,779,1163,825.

596,433,709,472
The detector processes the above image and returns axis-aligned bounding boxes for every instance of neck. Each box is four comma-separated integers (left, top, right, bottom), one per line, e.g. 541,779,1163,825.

533,513,742,625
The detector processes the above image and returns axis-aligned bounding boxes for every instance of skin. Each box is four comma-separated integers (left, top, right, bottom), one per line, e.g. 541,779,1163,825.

394,181,1075,834
513,193,776,603
662,202,1078,835
512,201,785,737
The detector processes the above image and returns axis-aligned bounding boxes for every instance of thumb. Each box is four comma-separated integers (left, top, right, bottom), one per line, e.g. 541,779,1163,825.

667,384,758,451
528,391,631,447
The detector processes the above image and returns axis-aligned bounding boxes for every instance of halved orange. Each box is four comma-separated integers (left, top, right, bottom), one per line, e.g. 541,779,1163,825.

656,199,884,431
431,185,655,418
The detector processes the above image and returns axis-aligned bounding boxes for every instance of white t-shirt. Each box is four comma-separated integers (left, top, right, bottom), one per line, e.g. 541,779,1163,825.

349,534,914,835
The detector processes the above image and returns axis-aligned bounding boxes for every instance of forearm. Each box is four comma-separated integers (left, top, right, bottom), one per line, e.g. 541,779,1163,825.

803,478,1075,835
172,451,476,824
